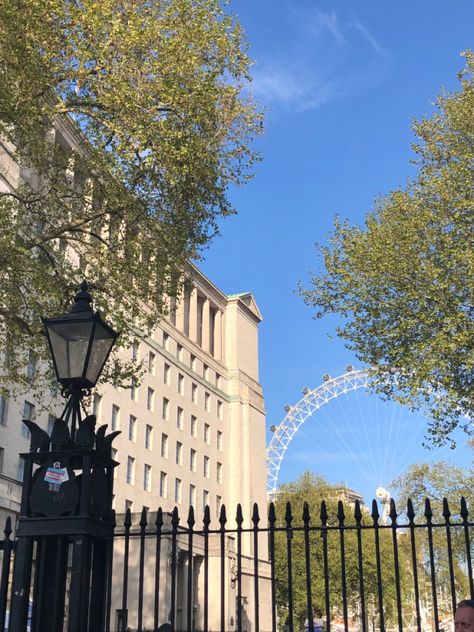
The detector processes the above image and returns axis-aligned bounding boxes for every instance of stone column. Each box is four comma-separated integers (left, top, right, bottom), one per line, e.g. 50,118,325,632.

201,299,210,352
189,288,198,342
214,310,223,361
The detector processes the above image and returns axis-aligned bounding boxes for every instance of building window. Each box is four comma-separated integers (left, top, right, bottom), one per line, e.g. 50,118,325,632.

177,343,183,361
164,363,171,385
160,472,167,498
217,462,223,484
203,490,209,512
204,423,210,444
92,394,102,418
190,354,196,371
126,456,135,485
217,430,223,451
130,377,137,401
190,448,196,472
0,395,8,426
174,478,182,503
204,456,210,479
161,433,168,458
112,448,118,478
189,484,196,507
177,407,183,430
191,383,198,404
144,464,152,492
145,424,153,450
131,344,139,361
147,387,154,412
176,441,182,465
204,392,210,412
178,373,184,395
148,351,156,375
111,404,120,431
22,401,35,437
125,499,133,511
0,447,4,473
217,401,223,420
162,397,169,420
216,495,222,517
203,364,209,380
128,415,137,442
17,457,25,482
27,350,37,379
163,332,170,350
216,373,222,389
190,415,197,437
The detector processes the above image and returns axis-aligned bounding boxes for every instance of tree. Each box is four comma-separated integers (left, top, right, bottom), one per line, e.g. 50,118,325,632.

272,472,409,630
299,51,474,445
0,0,261,396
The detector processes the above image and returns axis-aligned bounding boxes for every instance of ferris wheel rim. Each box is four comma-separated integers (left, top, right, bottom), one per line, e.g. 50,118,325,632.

266,367,375,496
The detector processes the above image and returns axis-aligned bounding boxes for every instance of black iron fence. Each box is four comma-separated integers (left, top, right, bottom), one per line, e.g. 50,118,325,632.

0,497,472,632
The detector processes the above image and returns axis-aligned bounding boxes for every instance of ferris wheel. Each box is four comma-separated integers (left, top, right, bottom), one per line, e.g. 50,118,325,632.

266,366,371,496
265,365,470,504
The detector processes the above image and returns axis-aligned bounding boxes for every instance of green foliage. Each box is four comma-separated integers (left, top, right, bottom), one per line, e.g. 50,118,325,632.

0,0,262,398
272,473,409,629
299,52,474,445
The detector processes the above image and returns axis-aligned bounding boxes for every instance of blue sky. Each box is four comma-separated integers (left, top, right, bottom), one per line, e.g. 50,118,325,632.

199,1,474,503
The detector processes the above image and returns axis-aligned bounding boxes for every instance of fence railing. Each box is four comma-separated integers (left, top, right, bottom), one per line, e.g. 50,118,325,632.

0,497,472,632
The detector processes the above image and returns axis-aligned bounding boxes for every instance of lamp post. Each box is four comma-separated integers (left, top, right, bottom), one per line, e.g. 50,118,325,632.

9,282,120,632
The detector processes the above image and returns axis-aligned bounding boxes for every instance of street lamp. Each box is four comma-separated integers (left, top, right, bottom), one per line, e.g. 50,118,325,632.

43,280,119,439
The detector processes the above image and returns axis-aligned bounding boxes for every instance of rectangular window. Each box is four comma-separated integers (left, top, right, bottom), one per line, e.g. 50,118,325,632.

216,373,222,389
203,364,209,380
92,394,102,418
126,456,135,485
161,433,168,458
177,407,183,430
204,456,210,478
163,363,170,385
217,462,223,484
17,457,25,482
217,400,223,420
204,392,210,412
189,484,196,507
131,344,139,361
148,351,156,375
130,377,137,401
178,373,184,395
216,495,222,517
0,395,8,426
47,415,55,436
204,423,210,445
145,424,153,450
112,448,118,478
217,430,223,451
203,490,209,513
163,332,170,350
191,383,198,404
190,354,196,371
22,401,34,437
162,397,169,420
175,478,182,503
190,415,197,437
128,415,137,442
144,464,152,492
160,471,167,498
176,441,182,465
177,343,183,361
111,404,120,431
147,387,154,412
27,350,37,379
190,448,196,472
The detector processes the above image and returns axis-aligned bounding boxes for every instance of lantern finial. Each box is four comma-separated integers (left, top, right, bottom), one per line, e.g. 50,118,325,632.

71,281,93,314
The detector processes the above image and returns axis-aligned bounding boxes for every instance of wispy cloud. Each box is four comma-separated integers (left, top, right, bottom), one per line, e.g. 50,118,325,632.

249,7,391,113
